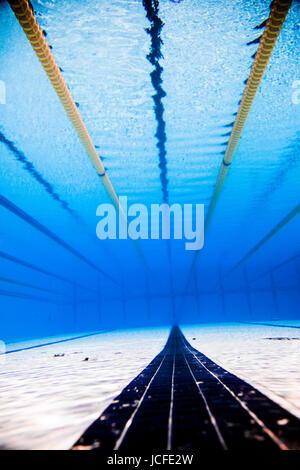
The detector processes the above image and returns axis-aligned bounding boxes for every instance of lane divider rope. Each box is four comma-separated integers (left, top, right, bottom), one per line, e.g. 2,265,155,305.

8,0,153,279
184,0,292,293
205,0,292,231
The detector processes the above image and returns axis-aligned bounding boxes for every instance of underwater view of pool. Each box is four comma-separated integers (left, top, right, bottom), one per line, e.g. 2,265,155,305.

0,0,299,455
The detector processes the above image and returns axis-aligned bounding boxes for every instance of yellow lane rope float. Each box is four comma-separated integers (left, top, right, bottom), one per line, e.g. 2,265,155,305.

8,0,152,278
223,203,300,280
185,0,292,290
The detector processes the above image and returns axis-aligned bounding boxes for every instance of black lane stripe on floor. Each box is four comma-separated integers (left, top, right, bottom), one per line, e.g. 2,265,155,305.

117,329,279,451
72,326,300,451
2,330,115,355
171,334,227,451
241,321,300,329
116,329,226,452
180,342,278,450
180,330,300,450
72,334,170,451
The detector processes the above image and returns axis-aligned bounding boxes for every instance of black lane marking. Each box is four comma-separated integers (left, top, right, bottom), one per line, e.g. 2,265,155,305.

2,330,114,355
0,249,97,293
172,336,227,451
0,287,69,305
0,194,117,284
0,130,75,217
180,330,300,450
143,0,169,204
241,321,300,329
73,348,167,450
0,275,68,297
72,326,300,451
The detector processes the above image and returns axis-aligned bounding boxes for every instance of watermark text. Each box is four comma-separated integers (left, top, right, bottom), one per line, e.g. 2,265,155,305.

96,197,204,251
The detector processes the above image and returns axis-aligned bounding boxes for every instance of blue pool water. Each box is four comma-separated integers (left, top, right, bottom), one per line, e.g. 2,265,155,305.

0,0,299,342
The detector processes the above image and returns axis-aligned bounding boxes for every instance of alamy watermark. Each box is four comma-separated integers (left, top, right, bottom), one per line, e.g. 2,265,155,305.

0,80,6,104
96,197,204,251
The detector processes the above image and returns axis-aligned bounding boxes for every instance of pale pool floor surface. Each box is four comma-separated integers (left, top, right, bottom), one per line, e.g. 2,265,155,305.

0,323,299,450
